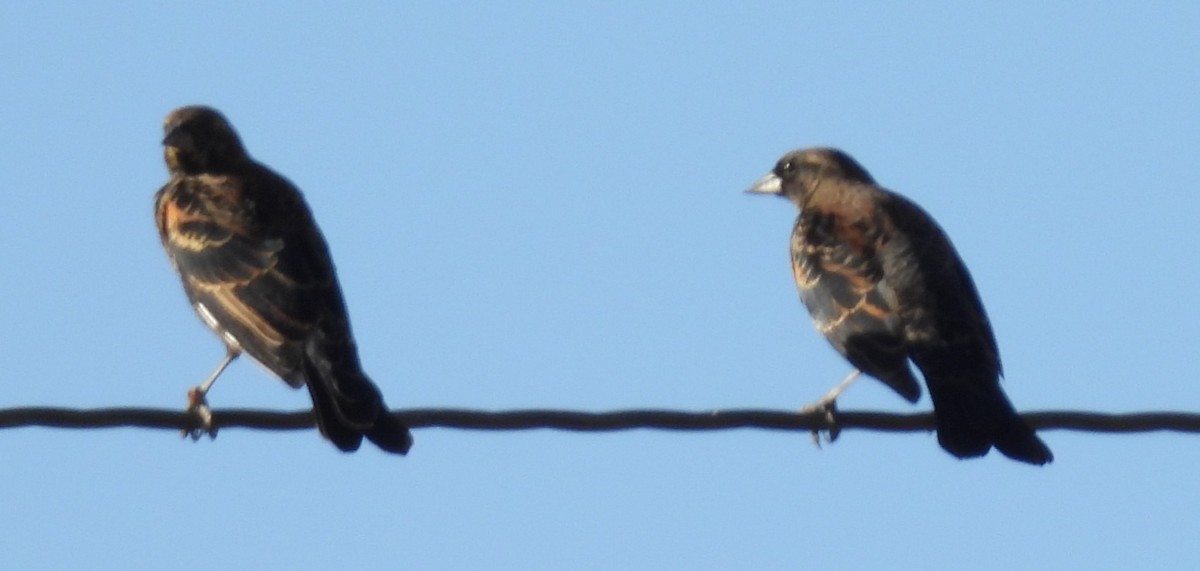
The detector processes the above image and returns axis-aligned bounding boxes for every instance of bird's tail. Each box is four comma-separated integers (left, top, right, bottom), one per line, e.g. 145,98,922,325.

302,335,413,455
925,373,1051,465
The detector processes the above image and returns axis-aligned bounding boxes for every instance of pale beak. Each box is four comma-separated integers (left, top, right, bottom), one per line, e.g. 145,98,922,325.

745,172,782,195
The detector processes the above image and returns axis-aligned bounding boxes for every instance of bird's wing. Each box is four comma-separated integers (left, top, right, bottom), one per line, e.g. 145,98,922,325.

155,173,332,382
793,194,920,401
879,192,1002,376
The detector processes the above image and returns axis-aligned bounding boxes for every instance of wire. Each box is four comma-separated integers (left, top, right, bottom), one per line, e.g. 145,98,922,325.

0,406,1196,434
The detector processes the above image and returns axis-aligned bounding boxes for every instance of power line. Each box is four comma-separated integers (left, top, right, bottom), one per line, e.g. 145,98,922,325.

0,406,1197,435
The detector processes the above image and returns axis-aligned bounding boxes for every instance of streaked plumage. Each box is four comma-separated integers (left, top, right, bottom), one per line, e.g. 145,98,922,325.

155,105,412,454
748,147,1050,464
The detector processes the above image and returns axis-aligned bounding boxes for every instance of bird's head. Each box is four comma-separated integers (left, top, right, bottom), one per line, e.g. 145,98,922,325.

746,147,875,207
162,105,249,175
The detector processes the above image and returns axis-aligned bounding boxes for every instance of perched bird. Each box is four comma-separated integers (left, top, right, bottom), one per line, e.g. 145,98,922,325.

747,147,1051,465
154,105,412,454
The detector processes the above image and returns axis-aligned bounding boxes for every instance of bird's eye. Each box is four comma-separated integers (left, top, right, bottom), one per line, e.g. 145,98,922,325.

778,160,795,175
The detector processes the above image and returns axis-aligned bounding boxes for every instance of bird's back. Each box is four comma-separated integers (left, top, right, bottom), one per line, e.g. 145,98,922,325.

875,190,1051,463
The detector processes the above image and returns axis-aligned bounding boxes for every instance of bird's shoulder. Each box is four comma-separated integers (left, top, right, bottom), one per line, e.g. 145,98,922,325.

789,182,897,329
157,173,253,246
155,161,323,288
793,180,896,287
801,181,895,250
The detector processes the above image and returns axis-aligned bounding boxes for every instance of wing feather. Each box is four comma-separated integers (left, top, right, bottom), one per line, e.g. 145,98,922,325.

792,190,920,401
155,172,337,384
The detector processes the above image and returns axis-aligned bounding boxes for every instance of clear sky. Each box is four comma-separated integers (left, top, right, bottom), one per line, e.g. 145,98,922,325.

1,2,1198,569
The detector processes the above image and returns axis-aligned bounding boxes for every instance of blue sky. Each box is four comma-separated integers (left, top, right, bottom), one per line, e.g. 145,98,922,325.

1,2,1198,569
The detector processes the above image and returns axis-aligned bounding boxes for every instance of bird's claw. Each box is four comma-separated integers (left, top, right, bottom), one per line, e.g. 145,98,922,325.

183,387,217,441
798,370,858,448
799,397,841,448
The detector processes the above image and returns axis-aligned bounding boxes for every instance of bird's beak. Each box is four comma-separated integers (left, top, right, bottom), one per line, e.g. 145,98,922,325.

162,126,190,171
162,125,189,149
745,172,783,195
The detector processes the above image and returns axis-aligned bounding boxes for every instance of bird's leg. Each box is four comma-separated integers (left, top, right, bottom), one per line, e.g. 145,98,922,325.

800,370,861,446
184,347,240,440
811,369,861,411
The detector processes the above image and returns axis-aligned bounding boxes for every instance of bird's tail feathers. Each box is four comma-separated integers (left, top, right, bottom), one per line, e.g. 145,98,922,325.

303,367,366,452
303,336,413,455
926,374,1051,465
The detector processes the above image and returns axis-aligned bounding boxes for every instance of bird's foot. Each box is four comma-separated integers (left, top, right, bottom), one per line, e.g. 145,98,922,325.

799,396,841,447
797,370,860,447
183,386,217,441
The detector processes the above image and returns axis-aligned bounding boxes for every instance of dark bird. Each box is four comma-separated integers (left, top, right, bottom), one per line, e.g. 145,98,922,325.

747,147,1051,464
154,105,412,454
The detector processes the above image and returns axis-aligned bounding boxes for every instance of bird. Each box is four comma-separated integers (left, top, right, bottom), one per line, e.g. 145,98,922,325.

747,147,1051,465
154,105,413,454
